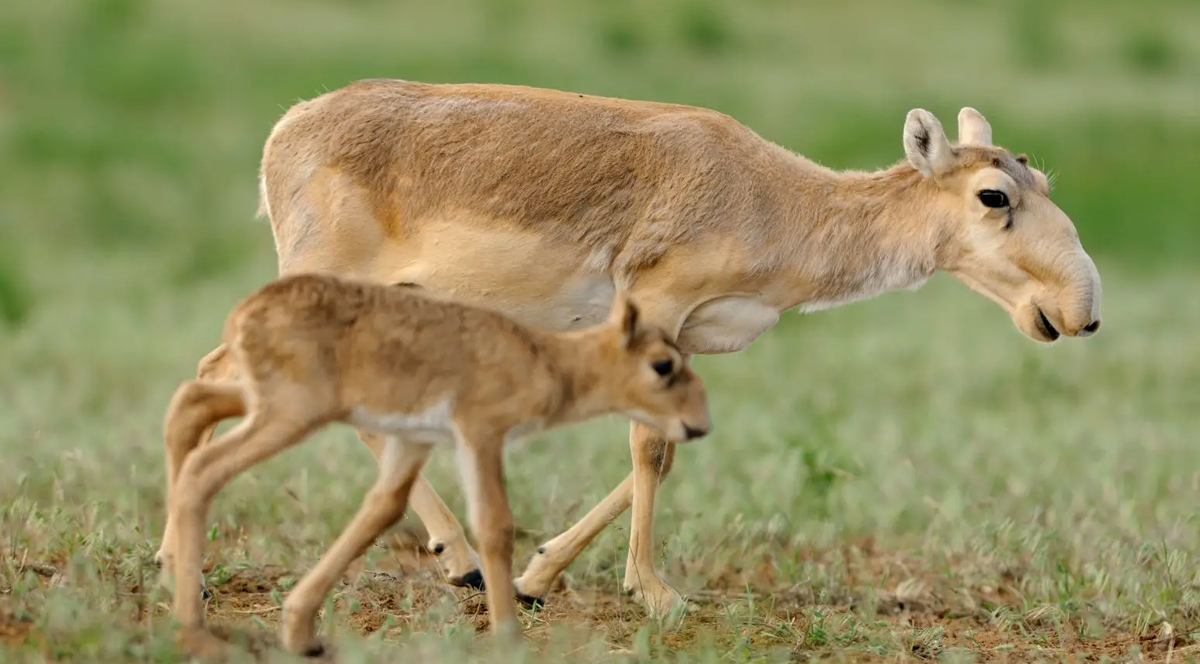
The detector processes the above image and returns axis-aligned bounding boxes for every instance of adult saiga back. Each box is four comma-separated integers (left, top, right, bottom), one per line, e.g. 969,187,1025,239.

172,78,1103,619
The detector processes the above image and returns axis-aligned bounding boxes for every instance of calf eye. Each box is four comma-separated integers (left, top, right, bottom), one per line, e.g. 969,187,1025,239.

651,359,674,377
978,189,1010,208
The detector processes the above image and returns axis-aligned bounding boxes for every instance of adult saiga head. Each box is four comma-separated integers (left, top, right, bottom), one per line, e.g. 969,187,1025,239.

904,107,1102,342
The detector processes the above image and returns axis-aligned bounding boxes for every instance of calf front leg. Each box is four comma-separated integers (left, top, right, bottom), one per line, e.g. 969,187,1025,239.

456,436,520,636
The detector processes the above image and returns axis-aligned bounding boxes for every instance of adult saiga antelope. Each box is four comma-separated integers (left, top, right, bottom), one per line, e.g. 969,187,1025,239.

165,79,1102,619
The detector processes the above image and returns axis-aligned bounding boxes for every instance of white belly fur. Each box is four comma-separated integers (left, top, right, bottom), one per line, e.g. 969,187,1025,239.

348,401,546,449
348,400,459,446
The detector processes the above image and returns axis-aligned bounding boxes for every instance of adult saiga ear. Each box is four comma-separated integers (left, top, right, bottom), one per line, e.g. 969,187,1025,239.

903,109,956,177
957,107,993,146
608,291,641,349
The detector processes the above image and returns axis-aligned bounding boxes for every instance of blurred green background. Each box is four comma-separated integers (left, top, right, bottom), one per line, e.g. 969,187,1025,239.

3,0,1200,561
2,1,1200,659
1,0,1198,318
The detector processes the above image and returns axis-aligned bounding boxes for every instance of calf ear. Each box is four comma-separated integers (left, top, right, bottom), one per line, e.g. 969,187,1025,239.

903,109,955,177
957,107,993,146
609,291,641,349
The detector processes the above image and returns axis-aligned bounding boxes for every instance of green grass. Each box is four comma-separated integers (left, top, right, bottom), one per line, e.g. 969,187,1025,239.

2,0,1200,661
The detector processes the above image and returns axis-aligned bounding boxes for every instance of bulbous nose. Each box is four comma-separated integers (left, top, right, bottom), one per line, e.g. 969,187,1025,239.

1078,319,1101,337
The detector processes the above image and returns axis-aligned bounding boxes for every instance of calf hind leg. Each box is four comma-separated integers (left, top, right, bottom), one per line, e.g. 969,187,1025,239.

155,345,241,574
170,406,323,658
357,431,484,590
281,437,433,657
156,377,246,597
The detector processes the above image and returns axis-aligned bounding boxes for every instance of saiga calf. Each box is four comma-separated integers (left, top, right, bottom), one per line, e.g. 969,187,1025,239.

156,274,711,659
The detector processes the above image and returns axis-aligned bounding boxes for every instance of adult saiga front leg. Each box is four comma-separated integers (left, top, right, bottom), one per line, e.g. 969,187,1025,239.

513,421,681,616
623,421,681,616
515,296,690,616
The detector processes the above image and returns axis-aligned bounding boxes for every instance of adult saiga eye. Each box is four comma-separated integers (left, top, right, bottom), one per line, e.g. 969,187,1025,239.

978,189,1010,208
651,359,674,377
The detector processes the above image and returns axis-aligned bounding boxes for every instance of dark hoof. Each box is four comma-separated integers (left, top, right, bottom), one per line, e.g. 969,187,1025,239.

516,591,545,609
201,586,212,601
450,569,485,590
303,643,325,658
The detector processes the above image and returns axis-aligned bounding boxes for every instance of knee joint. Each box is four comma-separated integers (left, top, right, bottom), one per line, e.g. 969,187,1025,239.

476,521,515,553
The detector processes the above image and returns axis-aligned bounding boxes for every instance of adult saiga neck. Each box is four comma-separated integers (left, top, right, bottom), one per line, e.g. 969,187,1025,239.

762,154,946,313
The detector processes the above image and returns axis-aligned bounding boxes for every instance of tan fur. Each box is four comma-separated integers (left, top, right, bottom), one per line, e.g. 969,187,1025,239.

156,274,710,658
187,79,1102,617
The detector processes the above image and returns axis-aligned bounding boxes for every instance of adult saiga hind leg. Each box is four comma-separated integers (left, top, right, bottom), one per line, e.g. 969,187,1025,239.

264,179,488,594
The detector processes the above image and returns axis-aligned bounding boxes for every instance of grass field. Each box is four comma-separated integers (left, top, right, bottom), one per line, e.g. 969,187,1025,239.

2,0,1200,661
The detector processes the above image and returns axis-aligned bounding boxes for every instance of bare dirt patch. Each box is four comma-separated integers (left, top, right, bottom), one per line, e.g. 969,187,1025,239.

0,600,36,648
4,537,1189,662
